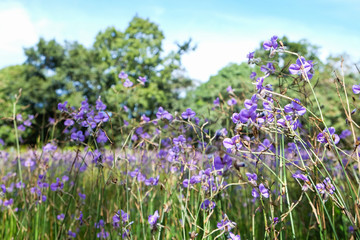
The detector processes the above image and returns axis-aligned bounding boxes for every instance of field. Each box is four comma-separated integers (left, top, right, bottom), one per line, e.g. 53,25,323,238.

1,36,360,240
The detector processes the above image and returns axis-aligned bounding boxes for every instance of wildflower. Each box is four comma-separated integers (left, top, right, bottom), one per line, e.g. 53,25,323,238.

118,71,128,79
352,84,360,94
123,79,133,88
253,184,269,199
68,230,76,238
94,112,109,123
246,173,257,186
229,232,241,240
227,98,237,106
247,51,255,63
213,97,220,106
260,62,275,75
317,127,340,145
181,108,196,119
148,210,160,228
138,76,147,85
239,105,257,123
113,209,129,228
43,143,57,152
284,98,306,116
3,198,14,207
226,85,234,93
145,176,160,186
244,94,257,109
289,57,313,80
71,131,85,142
96,99,107,111
173,135,186,146
18,125,26,131
156,107,173,121
263,35,278,51
57,214,65,221
50,178,64,191
223,135,242,151
78,192,86,200
200,199,216,210
217,214,236,232
250,72,257,80
339,129,351,139
97,130,108,143
58,101,68,111
96,229,109,239
323,177,335,194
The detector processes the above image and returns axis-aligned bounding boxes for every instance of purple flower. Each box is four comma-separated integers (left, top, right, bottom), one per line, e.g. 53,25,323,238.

352,84,360,94
43,143,57,152
254,77,265,90
227,98,237,106
58,101,68,111
244,94,257,109
173,135,186,146
289,57,313,80
138,76,147,85
96,99,107,111
223,135,242,150
64,119,74,126
181,108,196,119
50,178,64,191
261,62,275,75
94,112,109,123
57,214,65,221
340,129,351,139
96,229,109,239
213,97,220,106
78,192,86,200
148,210,160,227
16,114,23,121
284,98,306,116
113,210,129,228
226,85,233,93
239,105,257,123
97,130,108,143
118,71,128,79
317,127,340,145
71,131,85,142
316,183,326,194
4,198,14,207
123,79,133,88
141,114,150,122
263,35,278,51
229,232,241,240
250,72,257,80
68,230,76,238
15,181,25,189
145,176,160,186
292,173,308,182
246,173,257,186
24,120,32,127
247,51,255,63
323,177,335,195
18,125,26,131
217,214,236,231
200,199,216,210
259,183,269,198
0,138,4,146
156,107,173,121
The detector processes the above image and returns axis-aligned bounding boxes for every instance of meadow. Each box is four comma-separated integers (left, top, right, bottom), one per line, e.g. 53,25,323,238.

1,35,360,240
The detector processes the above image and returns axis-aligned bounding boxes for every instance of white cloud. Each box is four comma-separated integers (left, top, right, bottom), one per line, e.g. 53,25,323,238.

0,2,38,67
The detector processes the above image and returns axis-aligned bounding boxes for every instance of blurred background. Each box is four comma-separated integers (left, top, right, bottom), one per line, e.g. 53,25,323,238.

0,0,359,145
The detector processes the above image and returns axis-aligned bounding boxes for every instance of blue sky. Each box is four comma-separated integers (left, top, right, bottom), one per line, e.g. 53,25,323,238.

1,0,359,82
